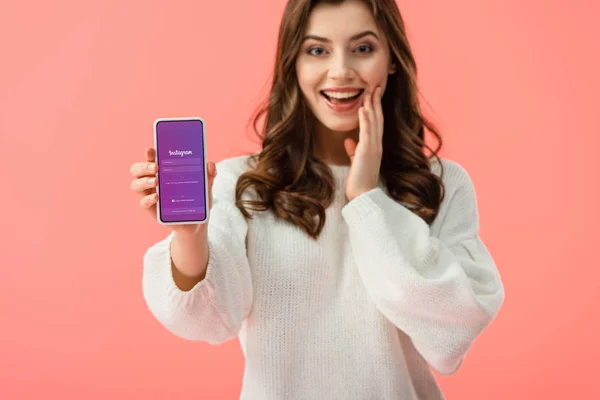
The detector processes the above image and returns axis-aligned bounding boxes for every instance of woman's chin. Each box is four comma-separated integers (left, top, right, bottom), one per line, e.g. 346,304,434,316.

318,117,359,133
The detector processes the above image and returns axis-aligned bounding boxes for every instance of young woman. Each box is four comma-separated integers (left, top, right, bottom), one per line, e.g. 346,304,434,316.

129,0,505,398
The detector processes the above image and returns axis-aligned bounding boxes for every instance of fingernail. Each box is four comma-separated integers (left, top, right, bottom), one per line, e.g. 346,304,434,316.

148,163,155,170
148,178,155,185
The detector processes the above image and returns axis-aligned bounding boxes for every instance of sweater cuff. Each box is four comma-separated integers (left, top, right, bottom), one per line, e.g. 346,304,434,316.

341,187,393,225
163,232,217,296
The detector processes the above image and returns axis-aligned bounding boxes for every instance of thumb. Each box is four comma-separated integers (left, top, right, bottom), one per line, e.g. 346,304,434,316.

145,147,156,162
207,161,217,209
344,138,357,163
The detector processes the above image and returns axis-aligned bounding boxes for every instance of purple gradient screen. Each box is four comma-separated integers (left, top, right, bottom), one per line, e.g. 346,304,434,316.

156,119,207,223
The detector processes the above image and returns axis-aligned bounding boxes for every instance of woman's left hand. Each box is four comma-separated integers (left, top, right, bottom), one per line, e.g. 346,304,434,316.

344,86,384,201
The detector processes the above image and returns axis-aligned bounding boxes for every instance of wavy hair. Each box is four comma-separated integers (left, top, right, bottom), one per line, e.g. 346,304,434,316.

235,0,445,239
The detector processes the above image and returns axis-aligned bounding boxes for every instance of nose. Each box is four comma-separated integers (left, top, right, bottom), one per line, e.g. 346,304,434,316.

327,53,354,81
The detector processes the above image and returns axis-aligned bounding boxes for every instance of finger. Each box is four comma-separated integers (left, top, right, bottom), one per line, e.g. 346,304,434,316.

363,89,372,115
206,161,217,192
131,176,157,193
373,87,384,136
130,161,157,178
358,107,369,143
145,147,156,162
206,161,217,209
344,137,357,162
206,161,217,179
364,90,377,142
367,89,378,143
140,192,158,209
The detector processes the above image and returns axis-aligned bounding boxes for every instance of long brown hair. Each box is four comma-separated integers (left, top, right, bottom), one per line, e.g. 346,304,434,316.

235,0,445,239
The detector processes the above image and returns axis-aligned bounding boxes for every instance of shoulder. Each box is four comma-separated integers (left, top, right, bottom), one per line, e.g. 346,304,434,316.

431,156,475,194
210,154,256,204
429,157,481,234
211,153,259,202
215,153,257,180
431,157,479,216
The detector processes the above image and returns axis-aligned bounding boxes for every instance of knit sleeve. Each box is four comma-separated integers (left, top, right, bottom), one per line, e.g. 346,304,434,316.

141,158,253,345
340,161,504,375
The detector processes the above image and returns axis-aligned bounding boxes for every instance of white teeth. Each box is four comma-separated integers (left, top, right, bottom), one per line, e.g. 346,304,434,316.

322,90,362,99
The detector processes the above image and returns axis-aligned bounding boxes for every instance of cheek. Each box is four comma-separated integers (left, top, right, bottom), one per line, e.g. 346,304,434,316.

361,58,391,89
296,61,322,97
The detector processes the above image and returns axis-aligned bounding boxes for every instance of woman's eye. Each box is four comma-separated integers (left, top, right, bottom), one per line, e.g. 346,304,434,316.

356,44,373,53
306,44,373,56
308,47,326,56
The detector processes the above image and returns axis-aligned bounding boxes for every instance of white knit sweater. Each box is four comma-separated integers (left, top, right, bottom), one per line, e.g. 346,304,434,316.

142,154,505,400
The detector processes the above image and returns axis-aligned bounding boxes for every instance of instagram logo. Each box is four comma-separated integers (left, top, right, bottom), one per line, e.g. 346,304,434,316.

169,150,193,157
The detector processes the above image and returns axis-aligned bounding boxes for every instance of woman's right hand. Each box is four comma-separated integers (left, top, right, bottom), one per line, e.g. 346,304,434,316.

130,147,217,238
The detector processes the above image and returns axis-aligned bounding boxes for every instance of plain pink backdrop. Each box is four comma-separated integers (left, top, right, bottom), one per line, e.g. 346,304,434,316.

1,1,598,399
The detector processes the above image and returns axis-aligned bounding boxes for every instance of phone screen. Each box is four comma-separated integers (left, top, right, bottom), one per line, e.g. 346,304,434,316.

155,118,207,223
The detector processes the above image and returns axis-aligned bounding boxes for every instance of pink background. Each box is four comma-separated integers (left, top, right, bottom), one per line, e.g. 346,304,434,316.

1,1,598,398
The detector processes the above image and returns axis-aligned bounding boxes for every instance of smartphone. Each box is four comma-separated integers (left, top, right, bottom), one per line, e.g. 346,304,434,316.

153,117,209,225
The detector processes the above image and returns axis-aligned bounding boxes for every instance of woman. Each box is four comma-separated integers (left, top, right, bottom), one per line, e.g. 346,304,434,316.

129,0,505,398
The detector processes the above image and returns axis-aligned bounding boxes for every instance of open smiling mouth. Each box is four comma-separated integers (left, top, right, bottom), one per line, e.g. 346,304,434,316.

319,89,365,112
320,89,364,105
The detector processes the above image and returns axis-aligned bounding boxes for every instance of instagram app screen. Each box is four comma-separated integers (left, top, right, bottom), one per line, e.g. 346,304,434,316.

155,119,207,223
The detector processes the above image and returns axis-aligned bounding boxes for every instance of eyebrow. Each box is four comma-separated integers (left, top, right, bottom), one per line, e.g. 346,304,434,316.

302,30,379,43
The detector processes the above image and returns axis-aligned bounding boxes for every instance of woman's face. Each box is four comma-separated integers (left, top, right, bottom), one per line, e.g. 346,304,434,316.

295,0,395,133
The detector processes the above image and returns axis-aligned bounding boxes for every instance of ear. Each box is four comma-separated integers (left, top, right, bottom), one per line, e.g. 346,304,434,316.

389,61,397,75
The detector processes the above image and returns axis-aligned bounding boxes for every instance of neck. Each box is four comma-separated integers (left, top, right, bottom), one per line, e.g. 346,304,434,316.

312,120,359,166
